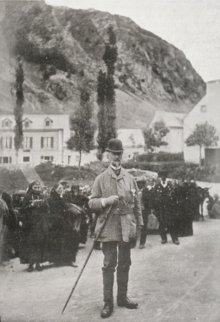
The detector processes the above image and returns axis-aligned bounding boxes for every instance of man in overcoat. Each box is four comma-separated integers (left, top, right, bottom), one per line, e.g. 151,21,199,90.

154,170,179,245
140,177,156,248
89,139,143,318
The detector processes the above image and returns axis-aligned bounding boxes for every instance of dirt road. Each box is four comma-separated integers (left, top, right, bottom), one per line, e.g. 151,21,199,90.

1,219,220,322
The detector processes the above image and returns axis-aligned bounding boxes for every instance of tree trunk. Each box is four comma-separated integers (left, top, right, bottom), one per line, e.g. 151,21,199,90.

78,151,82,171
15,149,18,164
199,145,202,166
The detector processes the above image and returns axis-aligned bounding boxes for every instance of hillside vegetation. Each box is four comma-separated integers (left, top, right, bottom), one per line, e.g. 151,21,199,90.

0,1,205,129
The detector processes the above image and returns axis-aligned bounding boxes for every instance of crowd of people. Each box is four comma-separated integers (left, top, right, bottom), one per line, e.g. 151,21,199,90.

1,138,220,319
0,171,218,269
0,180,89,271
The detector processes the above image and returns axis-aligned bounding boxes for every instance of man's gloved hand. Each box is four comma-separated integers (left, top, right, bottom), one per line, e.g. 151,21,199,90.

102,195,119,207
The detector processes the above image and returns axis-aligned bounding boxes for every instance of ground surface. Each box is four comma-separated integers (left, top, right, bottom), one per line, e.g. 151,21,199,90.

1,219,220,322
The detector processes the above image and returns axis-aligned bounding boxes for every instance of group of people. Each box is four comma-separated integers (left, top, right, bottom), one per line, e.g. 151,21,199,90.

0,138,216,319
0,180,89,272
137,172,202,249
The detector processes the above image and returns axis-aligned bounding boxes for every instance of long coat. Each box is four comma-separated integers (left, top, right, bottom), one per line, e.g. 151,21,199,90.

88,166,143,243
47,191,80,263
0,199,9,264
154,182,177,226
19,192,49,264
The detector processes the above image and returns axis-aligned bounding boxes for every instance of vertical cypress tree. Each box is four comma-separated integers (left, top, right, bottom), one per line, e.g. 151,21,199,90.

97,26,118,158
14,55,24,163
97,70,107,157
66,88,95,170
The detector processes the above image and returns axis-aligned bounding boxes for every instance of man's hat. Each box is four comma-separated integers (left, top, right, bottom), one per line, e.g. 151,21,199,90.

106,139,123,153
158,169,168,177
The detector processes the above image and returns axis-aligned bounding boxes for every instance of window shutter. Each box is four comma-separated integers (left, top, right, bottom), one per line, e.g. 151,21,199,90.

41,137,44,149
51,137,54,148
30,137,33,149
9,137,12,149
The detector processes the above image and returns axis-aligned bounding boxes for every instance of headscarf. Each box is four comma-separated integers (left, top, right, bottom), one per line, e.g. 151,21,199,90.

50,183,61,199
26,180,42,195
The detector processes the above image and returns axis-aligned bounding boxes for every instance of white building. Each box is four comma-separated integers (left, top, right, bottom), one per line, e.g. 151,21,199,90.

183,80,220,164
149,111,186,153
0,113,71,166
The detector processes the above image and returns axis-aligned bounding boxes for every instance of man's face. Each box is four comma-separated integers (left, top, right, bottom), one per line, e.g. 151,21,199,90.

108,151,123,168
161,175,166,183
148,179,154,186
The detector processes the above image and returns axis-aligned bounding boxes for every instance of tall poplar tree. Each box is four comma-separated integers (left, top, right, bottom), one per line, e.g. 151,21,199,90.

66,88,95,170
97,26,118,158
14,55,24,163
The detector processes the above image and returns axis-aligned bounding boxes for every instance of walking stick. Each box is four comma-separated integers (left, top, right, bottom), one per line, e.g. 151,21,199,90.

61,205,112,314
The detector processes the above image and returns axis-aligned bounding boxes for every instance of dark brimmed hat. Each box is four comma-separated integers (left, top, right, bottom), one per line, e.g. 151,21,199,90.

106,139,123,153
158,169,168,177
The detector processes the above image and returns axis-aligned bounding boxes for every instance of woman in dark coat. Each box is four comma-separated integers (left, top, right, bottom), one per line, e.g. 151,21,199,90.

47,183,79,267
20,180,49,272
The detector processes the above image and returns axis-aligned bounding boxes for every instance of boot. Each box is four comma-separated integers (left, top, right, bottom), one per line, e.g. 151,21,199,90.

27,264,34,272
36,262,43,271
101,302,114,318
117,267,136,308
103,270,114,310
117,297,138,309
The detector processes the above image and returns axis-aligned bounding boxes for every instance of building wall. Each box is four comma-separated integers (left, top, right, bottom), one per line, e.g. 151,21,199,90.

0,114,70,166
183,81,220,163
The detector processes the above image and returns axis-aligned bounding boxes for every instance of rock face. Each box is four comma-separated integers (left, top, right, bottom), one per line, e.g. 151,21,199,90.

0,1,206,128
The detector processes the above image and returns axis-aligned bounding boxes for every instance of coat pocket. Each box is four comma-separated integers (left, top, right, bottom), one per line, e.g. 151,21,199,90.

120,214,136,244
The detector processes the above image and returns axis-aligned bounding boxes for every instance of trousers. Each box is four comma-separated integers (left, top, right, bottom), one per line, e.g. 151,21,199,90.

102,241,131,304
140,209,149,246
159,221,178,242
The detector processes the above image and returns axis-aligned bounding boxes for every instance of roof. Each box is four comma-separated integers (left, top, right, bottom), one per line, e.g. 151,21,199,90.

150,111,186,128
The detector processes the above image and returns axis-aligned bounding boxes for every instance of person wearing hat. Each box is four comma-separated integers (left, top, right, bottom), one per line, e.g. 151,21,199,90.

140,177,156,248
89,138,143,318
154,170,180,245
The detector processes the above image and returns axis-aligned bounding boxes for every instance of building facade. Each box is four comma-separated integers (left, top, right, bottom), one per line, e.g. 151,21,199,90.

149,111,186,153
0,113,71,166
183,80,220,164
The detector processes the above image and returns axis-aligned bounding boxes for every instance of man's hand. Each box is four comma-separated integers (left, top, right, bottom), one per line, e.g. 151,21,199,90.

104,195,119,206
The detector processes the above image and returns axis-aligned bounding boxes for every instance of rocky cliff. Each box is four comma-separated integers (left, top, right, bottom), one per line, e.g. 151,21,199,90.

0,1,206,128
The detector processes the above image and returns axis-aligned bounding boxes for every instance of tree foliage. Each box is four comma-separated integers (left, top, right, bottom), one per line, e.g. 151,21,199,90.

143,121,169,152
97,26,118,158
185,122,219,164
66,88,95,169
14,56,24,160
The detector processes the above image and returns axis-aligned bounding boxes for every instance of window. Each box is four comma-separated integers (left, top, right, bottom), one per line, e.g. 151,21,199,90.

2,119,12,128
0,137,13,149
23,118,32,128
23,137,33,149
41,156,54,162
201,105,207,112
41,137,54,149
76,155,80,161
44,118,53,127
3,156,12,164
23,156,30,162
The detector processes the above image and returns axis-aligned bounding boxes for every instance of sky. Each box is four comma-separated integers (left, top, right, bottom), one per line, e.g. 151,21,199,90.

45,0,220,82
